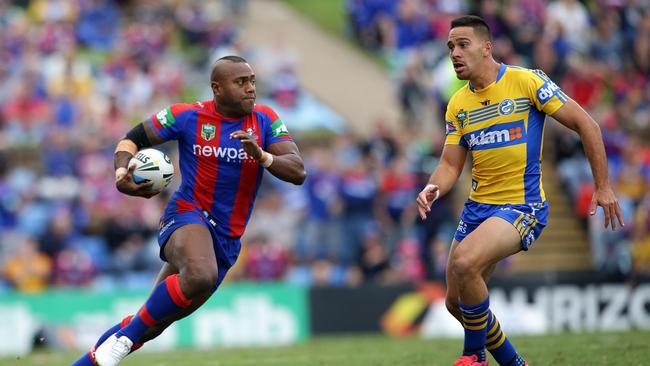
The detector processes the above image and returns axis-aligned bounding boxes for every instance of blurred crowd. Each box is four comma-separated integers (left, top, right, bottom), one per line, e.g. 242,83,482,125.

0,0,252,293
1,0,650,294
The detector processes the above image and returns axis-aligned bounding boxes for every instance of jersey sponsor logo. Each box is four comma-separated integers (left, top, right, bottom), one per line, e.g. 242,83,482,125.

498,99,515,115
193,144,254,162
537,80,560,104
480,99,491,106
159,219,175,235
464,121,526,150
156,107,176,128
201,123,216,141
201,210,218,228
524,231,536,247
271,119,289,138
445,121,456,135
456,219,467,234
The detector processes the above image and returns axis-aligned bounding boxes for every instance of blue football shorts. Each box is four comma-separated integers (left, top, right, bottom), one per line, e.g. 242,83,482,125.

453,199,549,250
158,209,241,292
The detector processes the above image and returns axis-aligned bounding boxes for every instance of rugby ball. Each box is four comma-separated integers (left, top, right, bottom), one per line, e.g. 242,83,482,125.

128,148,174,191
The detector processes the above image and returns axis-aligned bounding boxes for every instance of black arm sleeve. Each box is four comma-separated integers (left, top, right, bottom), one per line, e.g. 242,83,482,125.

125,123,152,149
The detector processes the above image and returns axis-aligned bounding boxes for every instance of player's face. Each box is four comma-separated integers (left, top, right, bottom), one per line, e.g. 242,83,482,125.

213,62,256,116
447,27,489,80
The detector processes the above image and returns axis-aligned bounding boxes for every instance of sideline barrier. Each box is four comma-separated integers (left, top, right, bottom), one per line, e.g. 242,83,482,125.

0,282,308,356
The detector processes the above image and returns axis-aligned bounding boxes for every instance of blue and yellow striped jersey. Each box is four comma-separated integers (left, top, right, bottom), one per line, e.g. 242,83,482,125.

444,63,568,204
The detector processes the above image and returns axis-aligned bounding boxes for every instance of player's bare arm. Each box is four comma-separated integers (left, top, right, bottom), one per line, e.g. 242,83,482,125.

229,130,306,185
114,121,165,198
416,144,467,220
551,99,624,230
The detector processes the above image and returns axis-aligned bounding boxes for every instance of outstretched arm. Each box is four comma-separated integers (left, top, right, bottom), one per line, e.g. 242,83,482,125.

230,131,306,185
416,144,467,220
551,99,624,230
114,121,166,198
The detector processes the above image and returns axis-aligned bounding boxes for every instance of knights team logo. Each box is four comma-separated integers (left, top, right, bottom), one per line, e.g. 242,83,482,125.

201,123,216,141
456,109,468,128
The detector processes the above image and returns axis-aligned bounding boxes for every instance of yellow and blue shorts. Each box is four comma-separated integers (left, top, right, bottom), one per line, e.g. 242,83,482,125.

454,200,548,250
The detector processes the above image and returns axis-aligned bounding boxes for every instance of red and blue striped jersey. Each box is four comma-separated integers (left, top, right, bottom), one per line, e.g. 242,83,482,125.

147,100,293,238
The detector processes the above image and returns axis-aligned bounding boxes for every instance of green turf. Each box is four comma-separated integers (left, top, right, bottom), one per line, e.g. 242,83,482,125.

4,331,649,365
280,0,386,68
281,0,347,37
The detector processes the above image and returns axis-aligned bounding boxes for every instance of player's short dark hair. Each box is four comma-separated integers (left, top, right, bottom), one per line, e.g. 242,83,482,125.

211,55,248,82
451,15,492,41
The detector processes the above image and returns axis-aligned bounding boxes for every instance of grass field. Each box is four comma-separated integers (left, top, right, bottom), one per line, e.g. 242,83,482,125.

281,0,346,37
4,331,648,366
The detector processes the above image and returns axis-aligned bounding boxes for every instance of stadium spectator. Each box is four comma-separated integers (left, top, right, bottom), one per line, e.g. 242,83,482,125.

2,235,51,293
243,234,290,281
52,246,96,288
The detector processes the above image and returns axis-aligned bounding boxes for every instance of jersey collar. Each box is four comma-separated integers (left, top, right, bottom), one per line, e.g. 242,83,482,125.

207,99,246,122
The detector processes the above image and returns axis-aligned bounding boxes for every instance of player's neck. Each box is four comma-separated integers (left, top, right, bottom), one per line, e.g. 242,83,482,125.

214,100,245,119
469,60,501,91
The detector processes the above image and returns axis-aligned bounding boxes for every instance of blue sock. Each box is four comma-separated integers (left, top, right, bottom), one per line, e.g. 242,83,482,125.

485,310,526,365
460,297,490,362
93,322,123,349
116,274,192,343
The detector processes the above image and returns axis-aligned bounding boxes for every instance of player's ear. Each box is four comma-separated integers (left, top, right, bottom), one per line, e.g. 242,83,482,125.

211,81,220,96
483,40,492,57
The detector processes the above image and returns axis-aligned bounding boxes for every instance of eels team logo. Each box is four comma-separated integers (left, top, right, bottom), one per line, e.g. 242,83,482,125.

456,109,468,127
499,99,515,115
201,123,216,141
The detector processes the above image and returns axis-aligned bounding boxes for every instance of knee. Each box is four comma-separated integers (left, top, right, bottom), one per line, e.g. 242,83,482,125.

449,251,480,280
180,266,218,298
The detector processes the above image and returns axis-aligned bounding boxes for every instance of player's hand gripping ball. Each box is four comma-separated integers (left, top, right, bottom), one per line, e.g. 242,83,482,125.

128,148,174,191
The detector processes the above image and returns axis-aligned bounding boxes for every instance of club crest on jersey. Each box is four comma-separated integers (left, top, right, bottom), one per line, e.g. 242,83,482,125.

201,123,216,141
456,109,468,127
499,99,515,115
